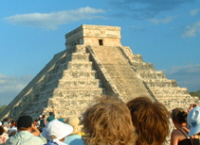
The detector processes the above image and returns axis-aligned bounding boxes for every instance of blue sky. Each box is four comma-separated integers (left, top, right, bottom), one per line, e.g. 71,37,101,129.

0,0,200,105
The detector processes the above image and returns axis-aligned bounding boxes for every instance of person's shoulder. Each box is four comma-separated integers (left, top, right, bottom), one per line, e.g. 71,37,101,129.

171,128,185,137
32,135,45,144
6,134,18,145
65,134,84,145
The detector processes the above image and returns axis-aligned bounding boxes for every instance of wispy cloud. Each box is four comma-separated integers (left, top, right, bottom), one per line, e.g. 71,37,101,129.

3,7,105,30
149,16,177,24
163,64,200,91
131,26,146,32
109,0,195,19
190,9,199,16
0,73,32,105
182,21,200,37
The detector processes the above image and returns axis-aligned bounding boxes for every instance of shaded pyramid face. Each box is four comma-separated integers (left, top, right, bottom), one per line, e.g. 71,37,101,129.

0,46,104,120
0,25,199,120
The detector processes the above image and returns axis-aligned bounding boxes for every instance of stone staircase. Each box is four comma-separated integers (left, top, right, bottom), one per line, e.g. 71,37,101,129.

17,45,103,119
89,46,152,102
119,46,199,110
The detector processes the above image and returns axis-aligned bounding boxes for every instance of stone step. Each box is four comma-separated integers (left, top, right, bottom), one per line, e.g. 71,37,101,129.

57,80,100,88
30,92,102,106
151,87,188,93
155,95,190,99
62,70,96,79
40,88,102,96
44,80,100,91
144,79,178,87
47,72,63,82
53,88,102,95
68,61,93,70
132,63,155,71
139,71,165,79
120,46,144,62
47,97,97,106
55,62,68,72
47,69,97,81
152,91,189,97
75,45,86,53
71,53,89,61
132,54,143,62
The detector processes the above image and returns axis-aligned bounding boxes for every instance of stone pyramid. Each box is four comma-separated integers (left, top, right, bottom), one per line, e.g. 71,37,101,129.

0,25,199,120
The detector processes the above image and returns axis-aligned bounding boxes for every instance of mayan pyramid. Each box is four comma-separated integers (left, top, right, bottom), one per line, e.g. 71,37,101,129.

0,25,199,120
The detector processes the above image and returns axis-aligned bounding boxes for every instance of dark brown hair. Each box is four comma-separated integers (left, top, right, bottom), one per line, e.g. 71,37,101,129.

0,126,4,135
171,108,187,124
81,96,137,145
127,97,170,145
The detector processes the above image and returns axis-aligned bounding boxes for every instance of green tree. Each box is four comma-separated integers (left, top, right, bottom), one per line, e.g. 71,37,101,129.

190,90,200,97
0,105,7,113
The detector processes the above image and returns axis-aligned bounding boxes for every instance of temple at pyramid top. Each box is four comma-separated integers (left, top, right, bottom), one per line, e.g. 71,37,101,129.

65,25,121,49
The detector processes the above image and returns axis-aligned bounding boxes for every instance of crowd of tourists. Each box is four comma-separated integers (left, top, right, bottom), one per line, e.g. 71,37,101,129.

0,95,200,145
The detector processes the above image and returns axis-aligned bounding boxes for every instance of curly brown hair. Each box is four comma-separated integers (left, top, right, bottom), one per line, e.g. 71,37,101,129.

81,96,137,145
127,97,170,145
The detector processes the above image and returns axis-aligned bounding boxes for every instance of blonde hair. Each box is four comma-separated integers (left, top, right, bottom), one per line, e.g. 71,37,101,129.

127,97,170,145
66,117,81,135
81,96,137,145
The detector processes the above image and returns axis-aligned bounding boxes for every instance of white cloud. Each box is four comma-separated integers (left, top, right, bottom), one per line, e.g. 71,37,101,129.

131,25,146,32
110,0,193,19
0,73,32,105
3,7,105,30
149,16,177,24
190,9,199,16
163,64,200,92
182,21,200,37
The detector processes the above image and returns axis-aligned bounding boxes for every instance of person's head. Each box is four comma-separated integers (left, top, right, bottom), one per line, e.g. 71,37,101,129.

3,118,8,122
33,119,39,126
187,106,200,136
49,112,54,116
11,120,15,124
66,117,81,135
42,119,73,143
171,108,187,126
17,116,33,131
188,103,198,112
42,115,46,119
0,126,4,136
127,96,170,145
81,96,137,145
8,128,17,137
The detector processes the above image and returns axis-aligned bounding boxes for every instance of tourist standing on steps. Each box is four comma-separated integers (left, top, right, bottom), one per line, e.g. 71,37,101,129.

39,115,47,131
126,96,170,145
47,106,56,123
170,108,191,145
